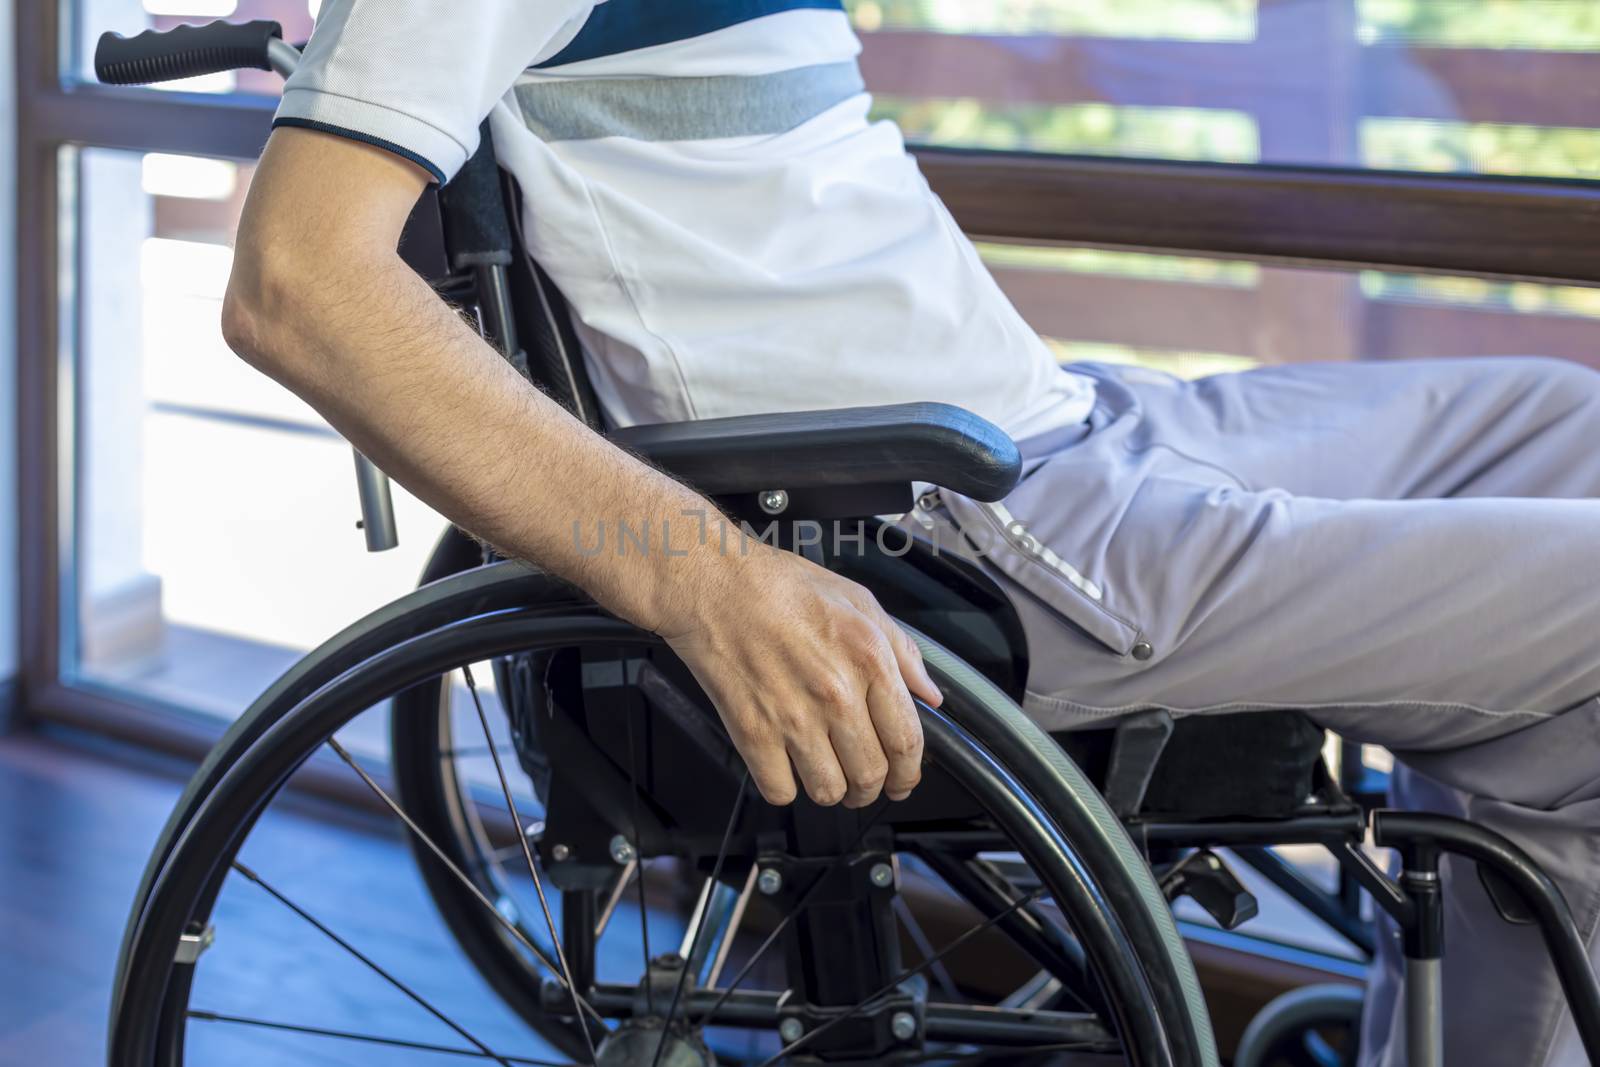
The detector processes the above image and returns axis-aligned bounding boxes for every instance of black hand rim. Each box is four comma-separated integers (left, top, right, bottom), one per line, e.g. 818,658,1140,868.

110,603,1206,1067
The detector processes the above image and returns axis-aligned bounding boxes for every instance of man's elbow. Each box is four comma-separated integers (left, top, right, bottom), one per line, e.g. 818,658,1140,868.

221,239,298,376
219,277,265,370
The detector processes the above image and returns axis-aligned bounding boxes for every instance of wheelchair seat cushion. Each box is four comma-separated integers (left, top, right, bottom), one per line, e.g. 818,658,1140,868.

1142,713,1328,819
609,402,1023,503
1054,711,1328,821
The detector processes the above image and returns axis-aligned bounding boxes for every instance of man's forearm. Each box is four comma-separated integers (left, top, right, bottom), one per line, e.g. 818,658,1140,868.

223,128,934,810
224,227,729,633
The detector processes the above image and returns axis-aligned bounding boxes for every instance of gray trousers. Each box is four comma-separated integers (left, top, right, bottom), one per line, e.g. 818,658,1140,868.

935,357,1600,1066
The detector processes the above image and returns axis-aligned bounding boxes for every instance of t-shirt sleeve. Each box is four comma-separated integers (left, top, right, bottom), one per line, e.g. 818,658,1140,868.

274,0,594,183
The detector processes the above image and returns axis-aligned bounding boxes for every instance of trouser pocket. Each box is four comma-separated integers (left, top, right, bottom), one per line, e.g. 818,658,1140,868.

934,489,1145,659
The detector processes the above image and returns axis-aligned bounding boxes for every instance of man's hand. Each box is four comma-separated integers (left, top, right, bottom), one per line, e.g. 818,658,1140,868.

659,545,943,808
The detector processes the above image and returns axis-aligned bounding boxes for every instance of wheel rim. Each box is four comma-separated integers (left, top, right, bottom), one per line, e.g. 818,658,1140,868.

115,605,1205,1067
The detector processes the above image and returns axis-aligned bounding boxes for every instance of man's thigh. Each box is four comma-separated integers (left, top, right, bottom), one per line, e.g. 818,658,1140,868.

1069,356,1600,501
938,429,1600,751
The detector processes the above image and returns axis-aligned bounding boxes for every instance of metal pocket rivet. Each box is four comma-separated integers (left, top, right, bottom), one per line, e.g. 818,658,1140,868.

1131,642,1154,662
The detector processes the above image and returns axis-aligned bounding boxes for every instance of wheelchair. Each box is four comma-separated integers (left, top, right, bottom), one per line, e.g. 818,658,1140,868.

98,20,1600,1067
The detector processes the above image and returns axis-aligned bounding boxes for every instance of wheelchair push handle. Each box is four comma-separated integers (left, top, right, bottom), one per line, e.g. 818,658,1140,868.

95,19,288,85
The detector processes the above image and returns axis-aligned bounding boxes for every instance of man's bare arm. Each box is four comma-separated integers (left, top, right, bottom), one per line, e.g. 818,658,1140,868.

223,128,939,806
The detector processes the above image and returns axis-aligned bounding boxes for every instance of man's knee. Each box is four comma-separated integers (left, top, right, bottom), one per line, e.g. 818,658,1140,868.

1506,356,1600,411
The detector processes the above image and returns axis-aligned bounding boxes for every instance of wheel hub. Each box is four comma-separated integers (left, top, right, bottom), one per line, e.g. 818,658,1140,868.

596,1019,716,1067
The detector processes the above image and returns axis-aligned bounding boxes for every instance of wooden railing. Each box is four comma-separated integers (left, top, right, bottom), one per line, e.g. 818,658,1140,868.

857,2,1600,370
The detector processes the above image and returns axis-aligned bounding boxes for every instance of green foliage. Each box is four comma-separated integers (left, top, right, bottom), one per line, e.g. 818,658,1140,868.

856,1,1600,346
873,96,1258,161
1043,340,1260,379
1358,0,1600,50
977,243,1260,286
1364,118,1600,179
1361,272,1600,320
845,0,1600,49
846,0,1254,40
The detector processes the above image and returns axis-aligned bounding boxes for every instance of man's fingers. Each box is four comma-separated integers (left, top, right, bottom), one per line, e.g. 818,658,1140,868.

726,722,800,806
863,609,942,708
828,710,890,809
787,733,850,807
866,676,924,802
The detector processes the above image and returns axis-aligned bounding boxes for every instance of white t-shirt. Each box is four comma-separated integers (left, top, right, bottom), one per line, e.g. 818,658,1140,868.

275,0,1095,439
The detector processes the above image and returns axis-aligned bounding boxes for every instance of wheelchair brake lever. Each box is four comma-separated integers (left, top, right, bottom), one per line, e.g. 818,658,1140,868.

1159,848,1260,931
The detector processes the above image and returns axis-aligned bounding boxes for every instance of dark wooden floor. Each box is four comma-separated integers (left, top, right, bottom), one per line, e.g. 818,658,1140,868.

0,728,582,1066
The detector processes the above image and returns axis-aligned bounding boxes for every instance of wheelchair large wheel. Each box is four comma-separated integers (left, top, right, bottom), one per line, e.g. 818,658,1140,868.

111,563,1217,1066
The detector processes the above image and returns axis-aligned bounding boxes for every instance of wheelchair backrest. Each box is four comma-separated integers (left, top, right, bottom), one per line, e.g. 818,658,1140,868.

399,126,606,432
501,178,607,430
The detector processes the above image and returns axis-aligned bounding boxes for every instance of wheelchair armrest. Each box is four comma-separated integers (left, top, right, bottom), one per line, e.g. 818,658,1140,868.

609,402,1023,503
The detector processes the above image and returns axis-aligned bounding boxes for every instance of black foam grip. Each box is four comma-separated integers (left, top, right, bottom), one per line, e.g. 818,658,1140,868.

95,19,283,86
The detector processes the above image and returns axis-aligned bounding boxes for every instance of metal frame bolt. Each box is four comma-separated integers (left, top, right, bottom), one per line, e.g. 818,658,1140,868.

609,834,636,865
869,862,895,889
757,867,784,895
758,489,789,516
550,843,571,862
778,1017,805,1044
890,1011,917,1042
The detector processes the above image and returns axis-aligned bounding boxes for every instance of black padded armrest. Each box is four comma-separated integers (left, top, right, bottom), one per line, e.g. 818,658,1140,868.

609,402,1022,503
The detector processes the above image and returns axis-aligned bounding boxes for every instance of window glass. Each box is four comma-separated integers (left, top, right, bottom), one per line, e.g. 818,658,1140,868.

66,147,447,756
70,0,1600,183
977,240,1600,378
852,0,1600,178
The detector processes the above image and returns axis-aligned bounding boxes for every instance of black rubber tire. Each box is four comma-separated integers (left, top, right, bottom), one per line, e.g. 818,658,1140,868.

107,558,570,1033
109,565,1217,1067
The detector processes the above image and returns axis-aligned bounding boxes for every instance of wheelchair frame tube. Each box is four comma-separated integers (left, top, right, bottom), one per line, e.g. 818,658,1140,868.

1406,958,1443,1067
1375,810,1600,1064
351,450,398,551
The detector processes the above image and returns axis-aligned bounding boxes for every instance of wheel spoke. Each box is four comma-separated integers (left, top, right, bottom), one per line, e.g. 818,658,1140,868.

440,744,518,758
707,865,758,989
893,894,962,1002
187,1009,574,1065
898,1040,1115,1064
594,858,637,940
463,664,601,1067
917,850,1098,1016
998,971,1063,1012
323,737,607,1029
625,708,655,1017
230,862,516,1067
754,888,1048,1067
651,772,750,1067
